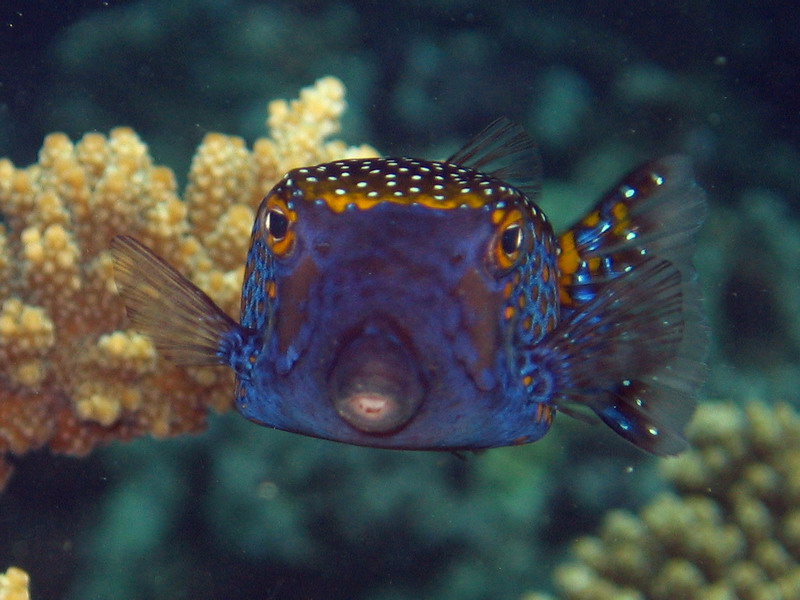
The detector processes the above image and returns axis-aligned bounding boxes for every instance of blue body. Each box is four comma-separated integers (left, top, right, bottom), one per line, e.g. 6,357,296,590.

234,160,560,449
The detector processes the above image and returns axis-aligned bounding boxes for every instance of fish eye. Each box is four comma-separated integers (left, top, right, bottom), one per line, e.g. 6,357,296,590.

491,209,527,272
265,208,289,241
260,196,296,256
501,223,523,256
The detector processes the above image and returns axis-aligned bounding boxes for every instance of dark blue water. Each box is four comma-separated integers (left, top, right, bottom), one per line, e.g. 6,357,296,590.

0,1,797,598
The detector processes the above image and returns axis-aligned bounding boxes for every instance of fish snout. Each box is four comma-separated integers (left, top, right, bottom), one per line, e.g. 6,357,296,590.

327,321,425,434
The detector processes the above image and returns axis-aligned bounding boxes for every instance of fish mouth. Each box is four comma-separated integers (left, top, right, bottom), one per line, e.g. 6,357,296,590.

327,320,425,434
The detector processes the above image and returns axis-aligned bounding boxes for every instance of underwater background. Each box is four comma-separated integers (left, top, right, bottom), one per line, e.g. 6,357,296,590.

0,0,798,598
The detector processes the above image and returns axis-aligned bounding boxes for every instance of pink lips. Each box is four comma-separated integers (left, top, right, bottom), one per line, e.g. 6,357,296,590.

328,322,425,434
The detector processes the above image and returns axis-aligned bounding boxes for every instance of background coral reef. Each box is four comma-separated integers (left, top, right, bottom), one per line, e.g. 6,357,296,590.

0,1,798,599
0,75,375,489
0,567,29,600
534,401,800,600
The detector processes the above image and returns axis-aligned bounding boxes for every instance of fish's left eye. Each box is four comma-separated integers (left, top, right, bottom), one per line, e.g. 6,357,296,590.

265,209,289,241
260,196,296,256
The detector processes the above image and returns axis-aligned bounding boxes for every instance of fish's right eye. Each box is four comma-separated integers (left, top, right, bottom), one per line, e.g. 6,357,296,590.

489,207,528,274
501,223,523,256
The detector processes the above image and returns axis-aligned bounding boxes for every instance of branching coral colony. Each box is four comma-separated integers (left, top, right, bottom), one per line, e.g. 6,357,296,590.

0,77,378,490
0,567,29,600
525,401,800,600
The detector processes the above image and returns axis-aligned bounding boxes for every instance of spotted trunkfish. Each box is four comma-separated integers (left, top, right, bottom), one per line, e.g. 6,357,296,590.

111,119,708,455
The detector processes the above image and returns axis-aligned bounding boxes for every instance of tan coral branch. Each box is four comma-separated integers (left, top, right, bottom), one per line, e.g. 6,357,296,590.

0,566,29,600
0,77,378,489
549,401,800,600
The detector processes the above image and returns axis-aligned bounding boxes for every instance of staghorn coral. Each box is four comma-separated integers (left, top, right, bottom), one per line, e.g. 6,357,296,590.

542,401,800,600
0,76,377,489
0,567,29,600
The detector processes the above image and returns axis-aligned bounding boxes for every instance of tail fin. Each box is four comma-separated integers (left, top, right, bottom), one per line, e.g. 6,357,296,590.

111,235,240,366
539,157,708,455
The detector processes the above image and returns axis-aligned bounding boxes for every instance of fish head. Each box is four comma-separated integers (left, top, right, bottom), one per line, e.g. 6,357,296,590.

237,157,559,449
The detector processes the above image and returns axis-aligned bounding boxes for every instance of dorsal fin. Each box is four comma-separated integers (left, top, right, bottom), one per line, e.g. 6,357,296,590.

446,117,542,202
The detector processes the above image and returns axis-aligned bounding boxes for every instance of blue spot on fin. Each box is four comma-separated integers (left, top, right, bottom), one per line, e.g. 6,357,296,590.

111,235,242,366
562,156,708,297
546,256,708,455
537,157,709,455
596,380,693,455
446,117,542,201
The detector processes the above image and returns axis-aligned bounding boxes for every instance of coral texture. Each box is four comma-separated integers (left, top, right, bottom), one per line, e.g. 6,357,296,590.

0,567,29,600
0,77,377,489
548,401,800,600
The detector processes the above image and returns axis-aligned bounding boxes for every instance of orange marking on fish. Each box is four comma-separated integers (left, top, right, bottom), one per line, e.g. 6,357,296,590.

558,231,580,275
582,210,600,227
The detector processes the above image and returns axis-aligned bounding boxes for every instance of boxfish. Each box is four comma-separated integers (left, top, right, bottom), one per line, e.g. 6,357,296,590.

112,119,708,455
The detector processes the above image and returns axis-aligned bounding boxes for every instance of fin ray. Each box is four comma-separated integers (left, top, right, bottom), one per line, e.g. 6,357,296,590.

111,235,239,366
558,156,707,306
538,154,709,454
540,255,708,455
447,117,542,201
